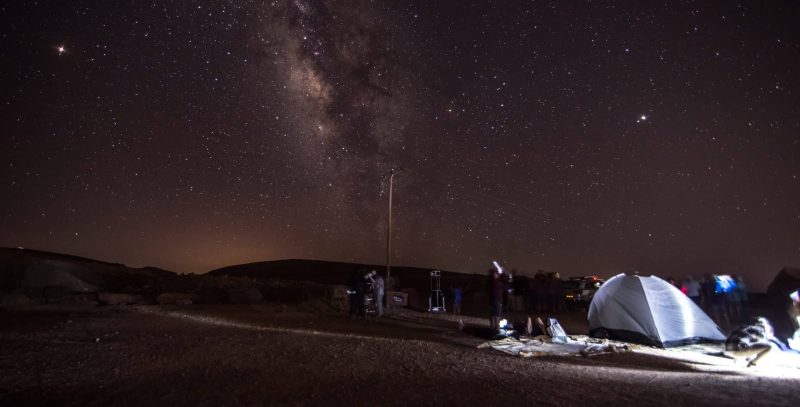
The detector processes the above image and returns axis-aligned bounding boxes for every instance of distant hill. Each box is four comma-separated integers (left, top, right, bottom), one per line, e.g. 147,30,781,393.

208,259,490,294
0,248,500,308
0,247,176,296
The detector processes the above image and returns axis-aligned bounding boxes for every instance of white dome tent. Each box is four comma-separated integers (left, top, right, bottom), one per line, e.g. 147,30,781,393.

588,273,725,347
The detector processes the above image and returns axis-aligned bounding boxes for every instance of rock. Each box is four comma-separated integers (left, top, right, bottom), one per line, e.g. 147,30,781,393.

157,292,195,306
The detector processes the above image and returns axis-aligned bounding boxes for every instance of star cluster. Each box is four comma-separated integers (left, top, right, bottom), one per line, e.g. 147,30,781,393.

1,1,799,290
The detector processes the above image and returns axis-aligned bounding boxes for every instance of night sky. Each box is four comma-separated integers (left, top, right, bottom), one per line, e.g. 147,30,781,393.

2,1,799,291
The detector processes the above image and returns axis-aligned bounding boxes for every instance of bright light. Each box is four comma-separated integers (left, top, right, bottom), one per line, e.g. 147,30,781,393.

640,115,647,121
492,260,503,273
714,275,736,293
57,45,66,55
499,319,508,328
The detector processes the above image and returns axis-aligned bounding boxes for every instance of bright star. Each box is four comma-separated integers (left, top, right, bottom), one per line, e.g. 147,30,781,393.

640,115,647,121
57,45,66,55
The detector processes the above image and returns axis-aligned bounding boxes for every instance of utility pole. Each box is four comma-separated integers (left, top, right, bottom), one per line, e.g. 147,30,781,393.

385,169,395,299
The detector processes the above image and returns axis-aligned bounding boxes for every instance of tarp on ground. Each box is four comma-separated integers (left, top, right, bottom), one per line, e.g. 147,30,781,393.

588,273,725,348
478,335,800,370
478,335,633,357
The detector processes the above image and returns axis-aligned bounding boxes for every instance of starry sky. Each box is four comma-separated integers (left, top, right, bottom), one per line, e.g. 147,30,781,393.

2,1,799,291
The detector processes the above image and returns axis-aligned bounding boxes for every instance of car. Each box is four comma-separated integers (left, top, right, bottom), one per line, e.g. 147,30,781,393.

563,276,604,310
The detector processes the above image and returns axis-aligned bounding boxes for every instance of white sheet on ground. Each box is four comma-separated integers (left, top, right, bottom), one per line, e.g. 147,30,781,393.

477,335,633,358
478,335,800,370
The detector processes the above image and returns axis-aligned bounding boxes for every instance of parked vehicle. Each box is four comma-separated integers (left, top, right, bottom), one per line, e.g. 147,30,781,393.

564,276,604,310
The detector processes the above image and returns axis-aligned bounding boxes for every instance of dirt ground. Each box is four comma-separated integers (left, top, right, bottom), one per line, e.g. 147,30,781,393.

1,305,798,407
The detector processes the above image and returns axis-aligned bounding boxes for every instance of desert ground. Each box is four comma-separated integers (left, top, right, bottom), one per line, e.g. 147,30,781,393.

1,304,798,407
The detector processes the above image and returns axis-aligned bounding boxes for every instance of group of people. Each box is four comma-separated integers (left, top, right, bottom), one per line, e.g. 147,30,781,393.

348,269,385,319
528,271,567,313
488,269,568,316
347,264,752,333
484,267,570,332
677,274,749,325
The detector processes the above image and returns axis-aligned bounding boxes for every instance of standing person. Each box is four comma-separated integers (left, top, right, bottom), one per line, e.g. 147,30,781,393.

543,273,554,312
355,271,367,319
705,274,729,327
348,270,363,319
451,285,463,315
727,275,748,323
488,268,505,333
700,273,715,309
548,273,564,313
736,275,749,319
533,271,547,312
510,271,526,312
373,272,385,317
683,276,702,306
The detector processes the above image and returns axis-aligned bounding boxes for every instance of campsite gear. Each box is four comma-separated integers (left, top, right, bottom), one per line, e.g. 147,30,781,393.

545,317,568,343
588,273,726,347
493,318,517,339
386,291,408,306
724,317,776,367
428,270,446,312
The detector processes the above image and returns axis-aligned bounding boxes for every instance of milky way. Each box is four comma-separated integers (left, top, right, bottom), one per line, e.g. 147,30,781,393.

2,1,799,290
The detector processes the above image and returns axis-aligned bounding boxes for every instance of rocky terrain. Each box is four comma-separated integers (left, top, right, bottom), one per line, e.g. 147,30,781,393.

1,248,799,406
0,304,799,406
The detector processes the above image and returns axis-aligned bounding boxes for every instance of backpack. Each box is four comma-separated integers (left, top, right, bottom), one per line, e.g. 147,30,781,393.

546,317,568,342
